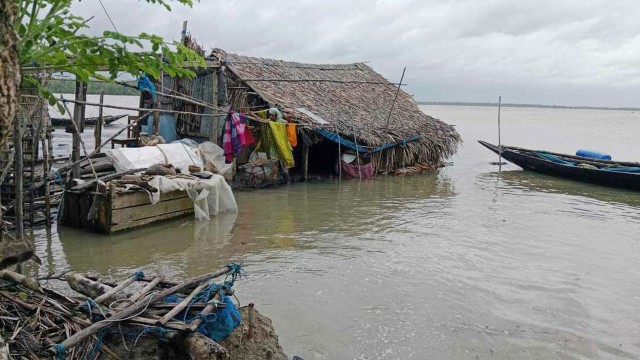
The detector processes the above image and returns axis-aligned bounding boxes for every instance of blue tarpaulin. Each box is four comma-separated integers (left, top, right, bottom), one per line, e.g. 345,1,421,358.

313,128,421,155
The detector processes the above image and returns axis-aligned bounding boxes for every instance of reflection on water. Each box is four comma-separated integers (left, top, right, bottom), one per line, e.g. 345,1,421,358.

492,170,640,207
26,104,640,359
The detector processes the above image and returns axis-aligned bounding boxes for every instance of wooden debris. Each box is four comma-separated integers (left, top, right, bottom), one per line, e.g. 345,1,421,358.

0,264,246,359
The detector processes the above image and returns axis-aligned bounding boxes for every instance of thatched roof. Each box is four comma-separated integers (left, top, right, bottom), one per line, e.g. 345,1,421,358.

211,49,460,166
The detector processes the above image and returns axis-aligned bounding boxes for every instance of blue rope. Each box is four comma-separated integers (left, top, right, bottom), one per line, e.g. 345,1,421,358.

80,298,101,320
133,270,145,280
227,263,245,284
89,330,106,359
53,344,67,360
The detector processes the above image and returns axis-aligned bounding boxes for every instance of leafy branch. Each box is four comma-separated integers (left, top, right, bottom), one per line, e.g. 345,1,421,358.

16,0,204,110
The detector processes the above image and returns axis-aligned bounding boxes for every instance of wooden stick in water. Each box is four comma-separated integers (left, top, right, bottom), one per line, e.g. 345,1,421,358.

498,95,502,171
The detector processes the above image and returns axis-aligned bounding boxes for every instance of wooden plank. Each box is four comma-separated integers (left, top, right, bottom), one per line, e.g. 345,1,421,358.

109,208,193,233
111,190,188,210
157,281,210,325
111,197,193,224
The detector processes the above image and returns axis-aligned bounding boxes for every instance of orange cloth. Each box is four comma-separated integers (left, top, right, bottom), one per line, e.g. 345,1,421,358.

286,123,297,147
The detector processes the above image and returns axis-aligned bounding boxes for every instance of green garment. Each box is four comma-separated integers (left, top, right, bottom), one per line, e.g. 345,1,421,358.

259,122,294,168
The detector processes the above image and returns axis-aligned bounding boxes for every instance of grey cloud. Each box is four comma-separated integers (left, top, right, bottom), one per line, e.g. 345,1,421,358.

69,0,640,107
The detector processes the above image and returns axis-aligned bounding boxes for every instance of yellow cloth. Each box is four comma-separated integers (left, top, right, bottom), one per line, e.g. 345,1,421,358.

268,122,295,168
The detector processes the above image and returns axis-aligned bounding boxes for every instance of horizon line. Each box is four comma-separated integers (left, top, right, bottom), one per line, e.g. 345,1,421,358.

417,101,640,111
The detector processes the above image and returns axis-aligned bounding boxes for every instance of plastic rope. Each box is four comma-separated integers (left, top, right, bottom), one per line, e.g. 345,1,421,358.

53,344,67,360
132,270,145,280
89,330,106,359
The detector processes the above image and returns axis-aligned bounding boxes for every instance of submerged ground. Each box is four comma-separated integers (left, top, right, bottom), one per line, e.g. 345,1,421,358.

28,103,640,359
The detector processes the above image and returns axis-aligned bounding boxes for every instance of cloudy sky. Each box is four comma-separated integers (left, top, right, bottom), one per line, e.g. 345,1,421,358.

71,0,640,107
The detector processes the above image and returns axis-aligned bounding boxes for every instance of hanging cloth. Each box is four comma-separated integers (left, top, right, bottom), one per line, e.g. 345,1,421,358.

231,111,246,147
223,115,233,163
237,112,255,146
286,123,297,147
267,122,295,168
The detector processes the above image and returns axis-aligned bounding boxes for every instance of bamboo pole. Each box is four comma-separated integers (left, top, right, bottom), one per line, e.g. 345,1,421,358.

71,80,87,178
93,273,139,304
13,114,23,239
94,90,104,152
336,125,341,180
41,137,50,227
498,96,502,172
58,98,226,118
385,67,406,127
156,280,210,325
351,121,362,180
61,101,98,181
116,275,164,310
302,142,309,180
30,112,151,190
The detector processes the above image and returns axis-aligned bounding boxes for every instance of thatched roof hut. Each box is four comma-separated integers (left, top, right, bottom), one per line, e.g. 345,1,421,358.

211,49,460,173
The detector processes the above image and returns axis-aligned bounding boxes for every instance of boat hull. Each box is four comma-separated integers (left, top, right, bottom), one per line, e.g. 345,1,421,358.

478,140,640,191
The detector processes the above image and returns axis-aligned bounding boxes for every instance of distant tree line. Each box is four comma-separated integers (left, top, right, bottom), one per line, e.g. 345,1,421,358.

46,79,140,96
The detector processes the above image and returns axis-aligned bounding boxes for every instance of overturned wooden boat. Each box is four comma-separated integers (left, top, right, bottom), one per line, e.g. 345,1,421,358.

50,114,127,127
478,140,640,191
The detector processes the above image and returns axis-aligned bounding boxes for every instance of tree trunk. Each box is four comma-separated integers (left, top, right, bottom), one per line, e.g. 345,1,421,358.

0,0,20,151
0,0,21,246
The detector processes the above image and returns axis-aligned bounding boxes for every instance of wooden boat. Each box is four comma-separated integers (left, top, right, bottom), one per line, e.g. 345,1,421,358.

50,114,127,127
478,140,640,191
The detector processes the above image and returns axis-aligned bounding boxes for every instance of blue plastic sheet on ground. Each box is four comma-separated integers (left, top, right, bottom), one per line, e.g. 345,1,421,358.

196,296,242,342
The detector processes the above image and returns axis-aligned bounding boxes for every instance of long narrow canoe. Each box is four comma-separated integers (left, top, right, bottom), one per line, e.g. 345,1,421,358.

50,114,127,127
478,140,640,191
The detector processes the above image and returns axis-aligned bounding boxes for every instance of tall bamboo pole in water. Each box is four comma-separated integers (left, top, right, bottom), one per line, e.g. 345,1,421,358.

498,96,502,172
13,113,23,239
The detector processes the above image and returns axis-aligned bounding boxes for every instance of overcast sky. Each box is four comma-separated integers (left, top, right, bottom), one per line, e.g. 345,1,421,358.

71,0,640,107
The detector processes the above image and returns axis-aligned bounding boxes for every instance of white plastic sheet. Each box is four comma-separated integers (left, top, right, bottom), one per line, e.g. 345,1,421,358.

147,174,237,221
106,143,204,173
198,142,232,175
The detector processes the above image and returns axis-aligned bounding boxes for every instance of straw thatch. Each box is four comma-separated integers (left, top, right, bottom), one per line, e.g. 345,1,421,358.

211,49,460,171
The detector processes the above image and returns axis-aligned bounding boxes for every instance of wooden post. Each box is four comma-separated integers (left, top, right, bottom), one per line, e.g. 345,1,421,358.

181,20,188,44
152,108,160,136
42,137,50,227
95,90,104,152
71,81,87,178
336,125,341,180
302,142,309,181
13,114,23,239
385,67,406,127
497,95,502,172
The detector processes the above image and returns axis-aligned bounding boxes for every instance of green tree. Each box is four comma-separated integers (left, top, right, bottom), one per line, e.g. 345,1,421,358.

17,0,205,110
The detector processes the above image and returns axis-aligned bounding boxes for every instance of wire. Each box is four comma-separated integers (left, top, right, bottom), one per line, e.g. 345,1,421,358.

98,0,119,33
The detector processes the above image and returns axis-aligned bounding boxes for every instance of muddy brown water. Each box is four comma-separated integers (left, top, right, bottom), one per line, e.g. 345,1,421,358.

25,102,640,359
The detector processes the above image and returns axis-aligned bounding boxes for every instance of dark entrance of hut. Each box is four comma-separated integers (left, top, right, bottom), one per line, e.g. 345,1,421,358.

299,138,339,178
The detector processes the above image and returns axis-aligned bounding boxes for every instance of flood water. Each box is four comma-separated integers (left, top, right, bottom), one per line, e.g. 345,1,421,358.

29,103,640,359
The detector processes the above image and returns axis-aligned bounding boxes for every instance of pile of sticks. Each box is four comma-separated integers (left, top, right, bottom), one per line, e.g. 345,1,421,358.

0,264,242,359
